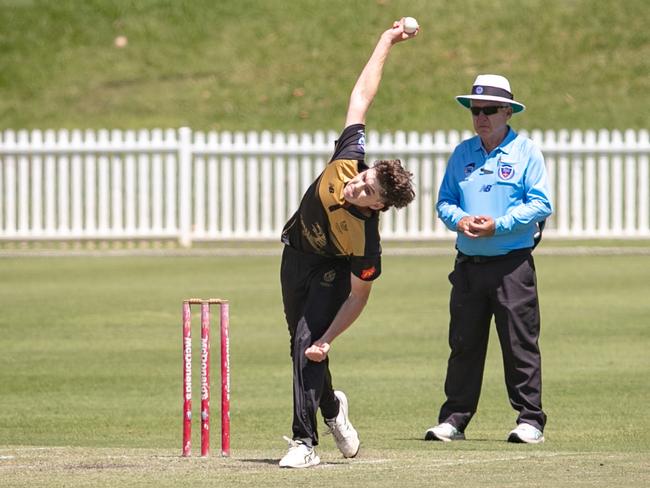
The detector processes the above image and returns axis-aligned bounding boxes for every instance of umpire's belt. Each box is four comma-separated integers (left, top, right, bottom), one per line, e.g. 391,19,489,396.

456,247,531,264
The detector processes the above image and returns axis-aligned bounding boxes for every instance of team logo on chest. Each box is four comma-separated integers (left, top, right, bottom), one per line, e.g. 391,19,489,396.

464,163,475,178
498,163,514,180
335,220,349,233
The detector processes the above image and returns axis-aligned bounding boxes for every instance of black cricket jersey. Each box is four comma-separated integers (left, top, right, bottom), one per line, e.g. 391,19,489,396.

281,124,382,281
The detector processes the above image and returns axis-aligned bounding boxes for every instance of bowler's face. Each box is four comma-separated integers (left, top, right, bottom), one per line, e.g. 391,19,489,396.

343,168,385,210
471,101,512,140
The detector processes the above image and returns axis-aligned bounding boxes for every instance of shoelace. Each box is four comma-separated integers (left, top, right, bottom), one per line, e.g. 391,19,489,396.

325,417,352,441
282,435,303,449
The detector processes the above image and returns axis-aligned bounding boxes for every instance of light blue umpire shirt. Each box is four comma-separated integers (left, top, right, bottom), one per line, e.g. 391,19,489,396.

437,126,553,256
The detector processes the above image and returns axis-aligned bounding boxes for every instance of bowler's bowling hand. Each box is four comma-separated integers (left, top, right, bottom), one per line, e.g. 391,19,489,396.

305,342,331,362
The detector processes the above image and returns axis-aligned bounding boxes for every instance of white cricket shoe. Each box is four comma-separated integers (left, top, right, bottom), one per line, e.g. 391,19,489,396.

424,422,466,442
325,390,360,458
507,423,545,444
278,436,320,468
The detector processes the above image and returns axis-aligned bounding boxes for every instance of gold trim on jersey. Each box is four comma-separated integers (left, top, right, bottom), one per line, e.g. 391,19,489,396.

318,159,368,256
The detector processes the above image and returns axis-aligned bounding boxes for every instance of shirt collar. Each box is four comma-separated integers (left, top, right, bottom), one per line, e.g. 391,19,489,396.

472,126,518,155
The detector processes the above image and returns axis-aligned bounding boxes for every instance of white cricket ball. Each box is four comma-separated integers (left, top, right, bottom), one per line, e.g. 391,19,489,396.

114,35,128,48
404,17,419,34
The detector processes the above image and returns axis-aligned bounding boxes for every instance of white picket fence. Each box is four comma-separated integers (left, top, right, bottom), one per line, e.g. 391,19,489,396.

0,127,649,245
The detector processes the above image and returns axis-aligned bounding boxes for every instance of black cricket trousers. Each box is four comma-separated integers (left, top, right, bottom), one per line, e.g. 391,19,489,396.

439,249,547,432
281,245,349,446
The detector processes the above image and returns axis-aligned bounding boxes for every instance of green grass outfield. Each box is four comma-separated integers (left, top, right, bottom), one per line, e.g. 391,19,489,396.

1,248,649,487
2,0,648,130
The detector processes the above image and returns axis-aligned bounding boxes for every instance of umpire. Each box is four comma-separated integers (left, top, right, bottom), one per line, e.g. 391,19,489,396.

425,74,553,444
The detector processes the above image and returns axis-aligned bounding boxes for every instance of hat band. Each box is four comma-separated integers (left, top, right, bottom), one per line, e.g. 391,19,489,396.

471,85,513,99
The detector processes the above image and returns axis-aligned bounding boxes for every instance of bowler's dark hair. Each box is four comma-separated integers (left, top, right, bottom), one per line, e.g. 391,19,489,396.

373,159,415,210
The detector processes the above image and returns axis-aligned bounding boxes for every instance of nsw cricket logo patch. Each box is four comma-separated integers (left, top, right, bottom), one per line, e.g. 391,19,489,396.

498,163,514,180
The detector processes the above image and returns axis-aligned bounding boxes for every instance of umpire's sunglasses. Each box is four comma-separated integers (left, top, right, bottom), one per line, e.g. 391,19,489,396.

470,105,508,116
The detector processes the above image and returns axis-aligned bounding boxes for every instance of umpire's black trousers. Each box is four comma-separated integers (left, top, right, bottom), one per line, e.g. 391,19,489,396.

439,248,547,432
281,245,348,446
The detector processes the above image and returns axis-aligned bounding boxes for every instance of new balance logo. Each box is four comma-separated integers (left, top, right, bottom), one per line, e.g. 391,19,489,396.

480,184,492,192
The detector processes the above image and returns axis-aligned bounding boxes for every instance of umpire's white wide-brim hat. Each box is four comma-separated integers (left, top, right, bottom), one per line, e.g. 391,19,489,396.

456,74,526,113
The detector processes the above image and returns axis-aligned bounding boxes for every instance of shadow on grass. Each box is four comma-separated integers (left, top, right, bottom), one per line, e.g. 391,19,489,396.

240,458,360,467
403,437,495,443
241,458,278,465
